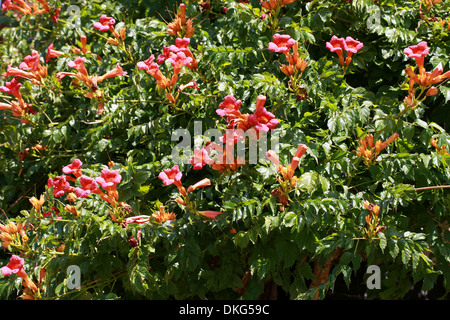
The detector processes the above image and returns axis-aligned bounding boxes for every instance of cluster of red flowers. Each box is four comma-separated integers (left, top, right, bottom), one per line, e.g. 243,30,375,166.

0,49,53,122
1,255,40,299
94,14,127,46
268,34,308,100
326,35,363,71
46,158,124,220
158,165,222,219
0,77,35,123
56,56,127,114
403,41,450,112
188,95,279,174
2,0,60,23
3,50,48,86
137,4,198,105
259,0,295,20
0,15,127,122
137,37,198,103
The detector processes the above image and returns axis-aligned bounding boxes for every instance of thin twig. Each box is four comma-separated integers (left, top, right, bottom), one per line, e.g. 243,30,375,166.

415,185,450,191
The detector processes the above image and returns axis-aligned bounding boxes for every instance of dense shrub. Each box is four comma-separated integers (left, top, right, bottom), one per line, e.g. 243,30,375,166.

0,0,449,300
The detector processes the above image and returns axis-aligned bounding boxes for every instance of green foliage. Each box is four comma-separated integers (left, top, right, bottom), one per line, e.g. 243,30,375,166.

0,0,449,300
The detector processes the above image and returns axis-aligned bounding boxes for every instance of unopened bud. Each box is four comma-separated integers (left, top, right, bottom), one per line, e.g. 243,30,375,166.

107,37,119,46
175,197,186,206
166,92,176,103
425,86,438,96
372,205,380,216
120,27,127,41
66,193,77,202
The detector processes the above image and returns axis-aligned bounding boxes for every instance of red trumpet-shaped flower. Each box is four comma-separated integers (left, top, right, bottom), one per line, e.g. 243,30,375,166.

247,95,279,133
404,41,429,70
216,94,242,118
96,168,122,191
75,176,99,198
326,36,363,68
167,37,198,70
0,100,34,123
3,51,47,85
158,165,183,187
261,0,295,11
2,0,32,15
326,36,345,66
0,78,22,100
93,15,116,32
124,215,151,226
198,210,223,219
137,54,171,90
402,42,450,114
95,63,127,83
167,51,193,86
186,178,211,193
46,43,64,63
269,34,308,98
268,34,297,53
47,175,74,198
62,158,83,178
189,147,215,170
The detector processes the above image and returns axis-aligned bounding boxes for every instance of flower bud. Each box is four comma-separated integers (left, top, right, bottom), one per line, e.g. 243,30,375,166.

107,37,119,46
66,193,77,202
425,86,438,96
175,197,186,206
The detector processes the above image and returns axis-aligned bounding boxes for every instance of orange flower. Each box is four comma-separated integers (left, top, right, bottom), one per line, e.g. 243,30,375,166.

152,206,177,223
64,205,79,216
261,0,295,11
137,54,171,90
80,35,88,54
357,133,398,166
363,201,384,241
167,3,195,38
45,43,64,63
0,100,34,123
363,200,380,216
175,197,187,206
95,63,127,83
29,195,45,212
3,50,47,85
431,138,448,155
186,178,211,193
0,221,28,250
198,210,222,219
266,144,307,209
267,144,307,181
2,0,32,15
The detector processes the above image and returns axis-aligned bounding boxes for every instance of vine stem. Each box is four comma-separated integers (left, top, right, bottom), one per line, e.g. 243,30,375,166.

415,185,450,191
